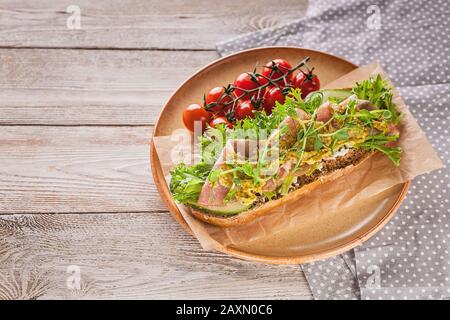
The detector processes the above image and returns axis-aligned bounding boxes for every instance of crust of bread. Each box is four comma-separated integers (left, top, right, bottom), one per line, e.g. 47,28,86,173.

189,150,374,227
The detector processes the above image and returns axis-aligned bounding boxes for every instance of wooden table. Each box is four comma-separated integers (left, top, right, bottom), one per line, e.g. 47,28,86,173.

0,0,312,299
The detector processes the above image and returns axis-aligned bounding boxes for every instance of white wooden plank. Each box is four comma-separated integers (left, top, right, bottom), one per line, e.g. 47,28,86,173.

0,49,217,125
0,212,312,299
0,125,167,213
0,0,308,50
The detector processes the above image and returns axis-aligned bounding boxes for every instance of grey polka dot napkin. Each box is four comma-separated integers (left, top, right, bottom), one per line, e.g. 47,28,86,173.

216,0,450,300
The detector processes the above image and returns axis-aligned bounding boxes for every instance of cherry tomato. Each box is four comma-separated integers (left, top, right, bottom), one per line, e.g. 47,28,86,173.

209,116,233,128
263,86,285,115
205,86,233,116
235,100,255,120
262,59,294,86
182,103,212,132
291,70,321,99
233,73,263,100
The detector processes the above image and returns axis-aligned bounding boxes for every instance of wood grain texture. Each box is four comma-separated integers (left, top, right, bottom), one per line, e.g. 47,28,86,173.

0,0,313,299
0,213,312,299
0,125,170,214
0,0,308,50
0,49,217,125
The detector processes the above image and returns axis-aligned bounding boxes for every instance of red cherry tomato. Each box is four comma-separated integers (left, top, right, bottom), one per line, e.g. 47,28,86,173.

291,70,321,99
233,73,263,100
205,86,233,116
263,86,285,115
235,100,255,120
182,103,212,132
262,59,294,86
209,116,233,128
256,75,268,87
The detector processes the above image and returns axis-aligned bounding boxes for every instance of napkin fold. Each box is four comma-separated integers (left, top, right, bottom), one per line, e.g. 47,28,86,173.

216,0,450,300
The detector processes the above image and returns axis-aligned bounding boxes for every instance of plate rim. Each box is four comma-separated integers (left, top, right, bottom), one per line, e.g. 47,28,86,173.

150,46,411,264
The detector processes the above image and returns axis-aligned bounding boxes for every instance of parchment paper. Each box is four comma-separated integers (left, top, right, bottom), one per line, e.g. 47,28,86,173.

153,61,443,251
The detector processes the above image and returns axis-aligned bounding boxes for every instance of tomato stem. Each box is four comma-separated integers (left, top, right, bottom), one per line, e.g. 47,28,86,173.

204,56,311,120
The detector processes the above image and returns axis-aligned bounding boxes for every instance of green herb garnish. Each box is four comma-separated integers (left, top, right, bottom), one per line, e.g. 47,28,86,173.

169,162,212,204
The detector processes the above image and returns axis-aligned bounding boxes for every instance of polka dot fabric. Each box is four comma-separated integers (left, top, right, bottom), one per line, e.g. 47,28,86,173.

355,85,450,300
217,0,450,300
303,254,361,300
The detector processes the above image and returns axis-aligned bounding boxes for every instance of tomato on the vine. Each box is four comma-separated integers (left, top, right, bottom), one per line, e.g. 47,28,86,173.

182,103,212,132
263,86,285,115
291,70,321,99
205,86,233,116
233,73,264,100
235,100,255,120
262,59,294,86
209,116,233,128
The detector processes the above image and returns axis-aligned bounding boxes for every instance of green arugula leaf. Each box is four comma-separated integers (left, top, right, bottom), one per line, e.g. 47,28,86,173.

352,74,401,124
224,188,237,203
333,129,350,141
169,162,212,204
359,133,402,166
314,136,323,150
241,162,261,185
208,169,221,183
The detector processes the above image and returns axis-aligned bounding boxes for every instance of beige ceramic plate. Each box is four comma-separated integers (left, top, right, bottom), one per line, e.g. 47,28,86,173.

150,47,410,264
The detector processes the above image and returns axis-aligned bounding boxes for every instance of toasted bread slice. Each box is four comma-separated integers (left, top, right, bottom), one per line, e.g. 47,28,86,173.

190,148,373,227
